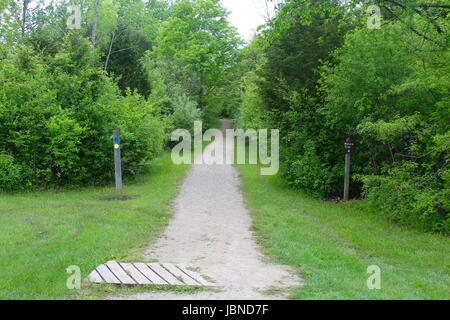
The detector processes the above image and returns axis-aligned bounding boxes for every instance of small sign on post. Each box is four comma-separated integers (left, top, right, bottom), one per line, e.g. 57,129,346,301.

343,137,354,202
113,130,122,196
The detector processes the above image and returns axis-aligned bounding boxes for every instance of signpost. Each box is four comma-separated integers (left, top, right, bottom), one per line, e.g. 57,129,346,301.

343,137,354,202
113,130,122,196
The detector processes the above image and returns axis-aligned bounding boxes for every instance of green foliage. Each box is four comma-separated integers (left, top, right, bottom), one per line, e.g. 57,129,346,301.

284,140,333,197
1,0,448,233
238,0,449,231
236,41,268,129
145,0,241,123
46,112,84,185
170,92,201,132
1,0,241,191
0,153,31,192
319,19,449,231
102,0,169,96
243,0,351,197
358,163,449,233
0,33,164,190
116,90,164,176
238,71,266,130
0,1,21,54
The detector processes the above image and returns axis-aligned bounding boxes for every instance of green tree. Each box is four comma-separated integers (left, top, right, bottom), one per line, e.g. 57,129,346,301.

147,0,241,111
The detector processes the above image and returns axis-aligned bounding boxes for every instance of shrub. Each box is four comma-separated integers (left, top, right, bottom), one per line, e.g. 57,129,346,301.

283,141,333,197
237,71,266,130
170,92,201,132
358,163,449,233
0,154,30,192
45,113,84,185
0,35,166,190
115,91,164,176
201,103,220,130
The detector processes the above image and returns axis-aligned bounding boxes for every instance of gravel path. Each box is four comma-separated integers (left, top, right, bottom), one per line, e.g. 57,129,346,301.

113,120,300,300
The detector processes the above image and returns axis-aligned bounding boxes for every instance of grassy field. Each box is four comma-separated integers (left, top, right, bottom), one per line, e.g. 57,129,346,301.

236,163,450,300
0,153,190,300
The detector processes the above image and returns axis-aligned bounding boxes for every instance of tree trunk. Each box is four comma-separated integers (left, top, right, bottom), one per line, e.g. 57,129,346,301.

104,31,116,72
91,0,100,47
21,0,29,36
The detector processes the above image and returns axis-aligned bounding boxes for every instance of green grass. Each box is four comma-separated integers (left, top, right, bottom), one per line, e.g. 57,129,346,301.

236,163,450,300
0,152,190,300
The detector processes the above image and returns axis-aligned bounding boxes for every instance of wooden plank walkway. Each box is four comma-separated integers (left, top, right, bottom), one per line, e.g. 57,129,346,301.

88,261,214,287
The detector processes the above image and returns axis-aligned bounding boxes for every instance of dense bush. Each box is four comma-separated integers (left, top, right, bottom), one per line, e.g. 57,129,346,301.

45,112,85,185
170,92,202,132
0,34,164,190
358,163,449,233
320,23,449,232
284,140,333,197
238,70,266,130
238,1,449,232
114,91,164,176
0,153,31,192
142,0,241,128
0,0,242,192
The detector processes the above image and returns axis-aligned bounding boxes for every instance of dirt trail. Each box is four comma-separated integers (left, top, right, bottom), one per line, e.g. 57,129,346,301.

112,120,300,300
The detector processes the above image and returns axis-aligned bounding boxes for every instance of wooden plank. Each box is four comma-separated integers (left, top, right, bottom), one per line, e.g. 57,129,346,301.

161,263,200,286
89,261,214,287
147,263,183,286
88,270,103,284
106,261,136,285
96,264,121,284
134,263,168,285
177,265,214,287
120,263,151,285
